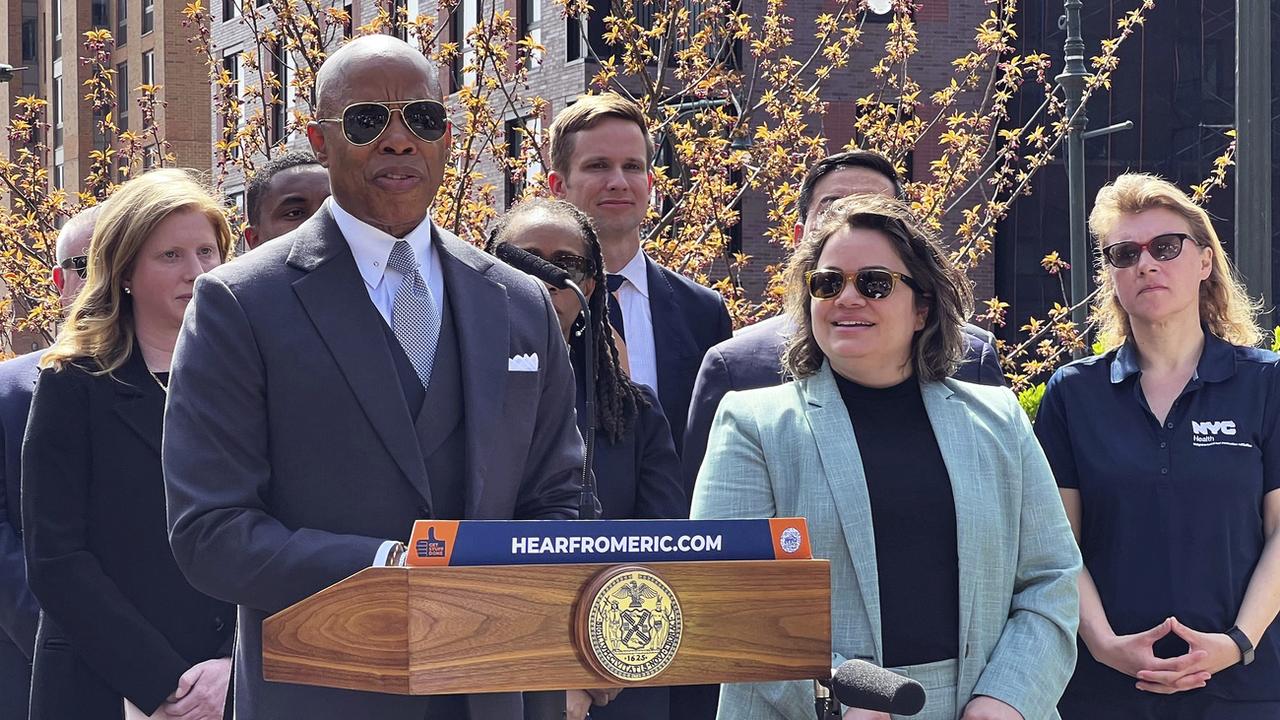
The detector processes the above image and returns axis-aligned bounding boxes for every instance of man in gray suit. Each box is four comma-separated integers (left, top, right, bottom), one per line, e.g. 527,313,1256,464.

163,36,584,720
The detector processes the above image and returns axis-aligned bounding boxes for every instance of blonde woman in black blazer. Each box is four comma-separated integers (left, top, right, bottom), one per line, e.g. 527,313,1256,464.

22,169,235,719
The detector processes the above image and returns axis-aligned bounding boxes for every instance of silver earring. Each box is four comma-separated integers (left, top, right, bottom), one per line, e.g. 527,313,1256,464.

123,286,131,294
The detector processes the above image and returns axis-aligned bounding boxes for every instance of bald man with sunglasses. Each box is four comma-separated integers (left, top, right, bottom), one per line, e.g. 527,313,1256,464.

163,35,584,720
0,205,99,719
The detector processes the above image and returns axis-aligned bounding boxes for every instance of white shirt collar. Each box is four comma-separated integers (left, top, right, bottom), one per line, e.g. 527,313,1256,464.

328,196,437,291
613,247,649,299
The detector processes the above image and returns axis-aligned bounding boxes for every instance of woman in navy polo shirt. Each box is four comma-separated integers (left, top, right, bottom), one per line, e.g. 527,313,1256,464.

1036,173,1280,719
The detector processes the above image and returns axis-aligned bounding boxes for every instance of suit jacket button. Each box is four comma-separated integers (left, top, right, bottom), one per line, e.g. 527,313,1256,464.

213,617,226,633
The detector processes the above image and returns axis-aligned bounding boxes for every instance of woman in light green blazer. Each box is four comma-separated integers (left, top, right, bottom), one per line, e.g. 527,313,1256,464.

691,195,1081,720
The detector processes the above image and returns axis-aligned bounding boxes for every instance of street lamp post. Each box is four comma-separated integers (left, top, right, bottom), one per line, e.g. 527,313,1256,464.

1056,0,1091,348
1235,0,1272,327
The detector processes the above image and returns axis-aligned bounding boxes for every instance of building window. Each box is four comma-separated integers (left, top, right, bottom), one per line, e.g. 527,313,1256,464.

116,0,128,45
143,146,158,168
52,0,62,59
117,62,129,131
92,0,108,27
142,50,154,85
504,115,543,206
54,163,64,190
390,0,407,40
52,76,63,147
222,51,244,156
518,0,541,68
270,41,286,142
343,3,353,37
450,0,480,89
21,19,36,60
142,0,154,34
223,0,239,21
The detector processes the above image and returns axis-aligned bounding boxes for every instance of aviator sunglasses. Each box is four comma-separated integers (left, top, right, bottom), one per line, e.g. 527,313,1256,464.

1101,232,1199,269
316,100,449,146
805,267,925,301
59,255,89,280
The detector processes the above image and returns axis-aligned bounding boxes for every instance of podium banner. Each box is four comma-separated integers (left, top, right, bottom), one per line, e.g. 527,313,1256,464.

405,518,812,567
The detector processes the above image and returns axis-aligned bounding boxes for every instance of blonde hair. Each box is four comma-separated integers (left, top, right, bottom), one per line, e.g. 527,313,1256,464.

1089,173,1261,349
781,194,974,382
43,169,235,374
548,93,655,175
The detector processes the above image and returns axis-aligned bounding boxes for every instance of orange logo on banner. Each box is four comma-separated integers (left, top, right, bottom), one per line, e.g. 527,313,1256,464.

768,518,813,559
406,520,459,566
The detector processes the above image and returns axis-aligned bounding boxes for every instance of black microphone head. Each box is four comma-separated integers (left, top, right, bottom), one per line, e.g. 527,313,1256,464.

494,242,572,288
831,660,926,716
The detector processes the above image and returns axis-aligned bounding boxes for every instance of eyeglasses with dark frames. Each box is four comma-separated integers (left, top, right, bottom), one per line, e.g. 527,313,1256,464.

315,100,449,146
1101,232,1199,269
805,267,926,301
58,255,89,280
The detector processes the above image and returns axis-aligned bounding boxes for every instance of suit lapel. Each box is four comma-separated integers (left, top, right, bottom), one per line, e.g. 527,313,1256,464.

920,379,981,700
435,229,507,518
802,364,883,662
288,206,433,507
113,351,164,457
645,258,694,402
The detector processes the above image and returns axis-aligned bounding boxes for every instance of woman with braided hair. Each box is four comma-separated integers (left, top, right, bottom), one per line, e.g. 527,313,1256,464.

487,197,685,720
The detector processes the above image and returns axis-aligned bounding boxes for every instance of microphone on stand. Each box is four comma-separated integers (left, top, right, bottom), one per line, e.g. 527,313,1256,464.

815,660,926,719
493,243,599,520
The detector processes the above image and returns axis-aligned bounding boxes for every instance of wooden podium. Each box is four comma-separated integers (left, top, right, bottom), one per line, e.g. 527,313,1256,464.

262,559,831,694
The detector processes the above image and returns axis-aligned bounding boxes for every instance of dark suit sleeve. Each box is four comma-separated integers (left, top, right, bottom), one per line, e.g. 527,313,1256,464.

631,387,685,519
680,346,731,515
513,286,585,520
980,341,1006,387
0,403,39,658
22,368,190,713
164,273,385,615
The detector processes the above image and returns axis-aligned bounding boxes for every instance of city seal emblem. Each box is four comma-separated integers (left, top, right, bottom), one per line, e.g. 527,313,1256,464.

577,566,683,682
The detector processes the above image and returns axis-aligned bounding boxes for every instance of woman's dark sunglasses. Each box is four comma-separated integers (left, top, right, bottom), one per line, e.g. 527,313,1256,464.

59,255,89,279
805,267,924,300
520,249,596,285
316,100,449,146
1101,232,1198,269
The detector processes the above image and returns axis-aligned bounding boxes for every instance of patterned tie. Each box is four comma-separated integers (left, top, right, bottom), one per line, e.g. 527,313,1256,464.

387,240,441,387
606,273,626,341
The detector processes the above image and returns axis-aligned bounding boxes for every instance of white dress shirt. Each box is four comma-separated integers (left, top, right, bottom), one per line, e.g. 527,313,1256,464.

328,198,445,565
611,248,657,393
328,197,445,325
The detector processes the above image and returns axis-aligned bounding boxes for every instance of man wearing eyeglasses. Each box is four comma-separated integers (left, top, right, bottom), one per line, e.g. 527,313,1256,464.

0,204,100,720
163,35,584,720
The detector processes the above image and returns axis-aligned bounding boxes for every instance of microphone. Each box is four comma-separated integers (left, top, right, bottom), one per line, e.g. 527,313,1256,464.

493,242,600,520
828,660,926,716
494,243,572,288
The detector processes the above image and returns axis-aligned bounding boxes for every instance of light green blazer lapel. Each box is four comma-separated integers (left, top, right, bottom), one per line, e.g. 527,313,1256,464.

800,363,883,663
920,379,983,708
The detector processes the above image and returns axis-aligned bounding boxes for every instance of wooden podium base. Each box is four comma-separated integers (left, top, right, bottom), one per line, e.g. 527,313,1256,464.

263,560,830,695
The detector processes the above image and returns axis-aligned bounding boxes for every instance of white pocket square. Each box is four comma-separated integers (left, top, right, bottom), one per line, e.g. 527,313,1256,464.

508,353,539,372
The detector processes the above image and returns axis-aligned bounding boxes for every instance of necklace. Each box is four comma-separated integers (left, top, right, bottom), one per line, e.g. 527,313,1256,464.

148,369,168,393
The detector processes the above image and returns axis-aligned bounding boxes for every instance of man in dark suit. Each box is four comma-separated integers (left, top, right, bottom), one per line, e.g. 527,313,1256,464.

242,151,330,249
682,151,1006,506
163,36,584,720
0,207,98,720
547,93,732,456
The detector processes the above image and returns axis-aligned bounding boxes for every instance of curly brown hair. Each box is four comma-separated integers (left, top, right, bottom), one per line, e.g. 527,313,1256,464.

780,194,974,382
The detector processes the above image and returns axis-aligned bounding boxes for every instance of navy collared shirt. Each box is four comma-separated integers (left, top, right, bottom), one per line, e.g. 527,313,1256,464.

1035,331,1280,701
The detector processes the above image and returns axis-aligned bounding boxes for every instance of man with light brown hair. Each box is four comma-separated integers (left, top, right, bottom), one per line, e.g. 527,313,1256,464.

547,93,732,467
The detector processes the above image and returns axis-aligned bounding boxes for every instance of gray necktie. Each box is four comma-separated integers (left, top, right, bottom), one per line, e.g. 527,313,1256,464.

386,240,441,387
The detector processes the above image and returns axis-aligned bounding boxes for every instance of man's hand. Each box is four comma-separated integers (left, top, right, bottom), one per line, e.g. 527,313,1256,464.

158,657,231,719
961,695,1023,720
1134,618,1240,694
566,690,592,720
